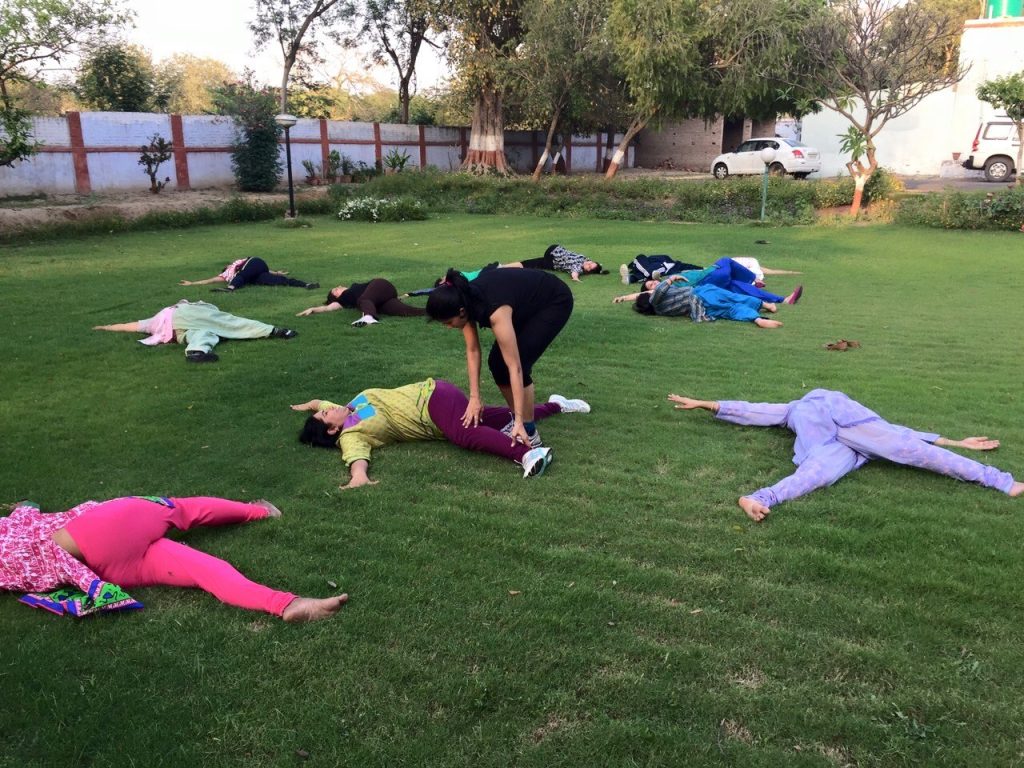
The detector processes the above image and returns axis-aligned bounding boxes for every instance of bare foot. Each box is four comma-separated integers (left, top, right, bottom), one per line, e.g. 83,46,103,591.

754,318,783,329
1009,481,1024,497
762,302,778,313
282,594,348,623
738,496,770,522
254,499,282,518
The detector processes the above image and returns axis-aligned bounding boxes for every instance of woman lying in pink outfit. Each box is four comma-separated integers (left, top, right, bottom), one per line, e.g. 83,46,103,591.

0,495,347,622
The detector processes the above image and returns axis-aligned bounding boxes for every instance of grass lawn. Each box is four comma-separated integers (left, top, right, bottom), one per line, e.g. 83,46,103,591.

1,214,1022,767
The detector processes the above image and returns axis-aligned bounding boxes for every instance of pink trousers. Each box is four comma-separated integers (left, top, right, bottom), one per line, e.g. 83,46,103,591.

64,496,295,616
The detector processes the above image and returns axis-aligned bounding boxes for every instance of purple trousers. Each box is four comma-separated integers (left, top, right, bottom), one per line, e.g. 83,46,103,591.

426,379,561,463
716,390,1016,508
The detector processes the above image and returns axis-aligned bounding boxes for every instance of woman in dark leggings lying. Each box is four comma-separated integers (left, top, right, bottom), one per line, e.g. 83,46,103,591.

180,257,319,291
297,278,425,326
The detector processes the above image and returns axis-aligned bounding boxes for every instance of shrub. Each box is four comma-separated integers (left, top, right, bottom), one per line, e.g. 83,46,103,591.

212,78,282,192
337,196,427,222
864,167,904,203
138,133,173,194
894,187,1024,229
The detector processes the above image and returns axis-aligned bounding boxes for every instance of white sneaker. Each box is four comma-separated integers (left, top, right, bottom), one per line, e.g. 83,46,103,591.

619,264,630,284
521,447,553,478
548,394,591,414
501,418,543,448
352,314,379,327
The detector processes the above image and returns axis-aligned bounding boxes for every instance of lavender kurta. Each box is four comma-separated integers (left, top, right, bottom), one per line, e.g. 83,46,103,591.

715,389,1016,508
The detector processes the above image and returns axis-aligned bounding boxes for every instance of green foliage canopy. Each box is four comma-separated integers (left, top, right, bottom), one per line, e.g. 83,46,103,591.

77,43,156,112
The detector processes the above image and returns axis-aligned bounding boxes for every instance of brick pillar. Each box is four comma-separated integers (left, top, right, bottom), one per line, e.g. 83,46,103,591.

459,127,468,162
595,132,602,172
66,111,91,194
418,124,427,168
531,131,539,169
373,122,382,167
170,114,190,190
320,119,330,174
565,134,573,174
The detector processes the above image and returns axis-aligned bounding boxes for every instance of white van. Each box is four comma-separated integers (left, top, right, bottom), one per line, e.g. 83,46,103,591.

961,118,1020,182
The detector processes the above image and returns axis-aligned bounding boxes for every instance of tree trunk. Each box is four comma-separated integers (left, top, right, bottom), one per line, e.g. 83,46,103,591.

604,115,648,179
462,85,509,175
847,146,877,217
279,53,295,114
399,74,411,124
531,112,560,182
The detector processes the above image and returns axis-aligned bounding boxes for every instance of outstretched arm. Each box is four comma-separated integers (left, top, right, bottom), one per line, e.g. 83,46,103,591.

761,267,802,276
179,276,226,286
297,302,342,317
612,290,650,304
341,459,377,490
935,436,1001,451
290,400,322,412
93,322,143,333
668,395,720,412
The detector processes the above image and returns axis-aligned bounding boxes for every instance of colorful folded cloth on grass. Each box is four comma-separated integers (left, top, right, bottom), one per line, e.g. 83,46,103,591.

19,580,143,617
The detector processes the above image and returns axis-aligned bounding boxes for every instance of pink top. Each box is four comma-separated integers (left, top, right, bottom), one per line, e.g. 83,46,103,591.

219,259,247,282
0,501,103,593
137,305,179,345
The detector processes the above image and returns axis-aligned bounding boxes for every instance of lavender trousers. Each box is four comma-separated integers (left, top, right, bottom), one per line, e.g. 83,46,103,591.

427,379,561,463
716,390,1016,508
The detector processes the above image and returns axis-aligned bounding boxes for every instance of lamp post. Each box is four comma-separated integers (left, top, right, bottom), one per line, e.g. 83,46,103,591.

759,146,777,222
274,113,298,219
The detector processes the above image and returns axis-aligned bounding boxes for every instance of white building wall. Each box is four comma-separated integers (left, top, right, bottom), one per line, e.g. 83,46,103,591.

800,17,1024,178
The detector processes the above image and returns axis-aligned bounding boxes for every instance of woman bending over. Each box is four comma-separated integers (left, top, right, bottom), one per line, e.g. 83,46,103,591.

426,268,574,448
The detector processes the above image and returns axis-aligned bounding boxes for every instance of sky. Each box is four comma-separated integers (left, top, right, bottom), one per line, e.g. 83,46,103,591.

117,0,447,91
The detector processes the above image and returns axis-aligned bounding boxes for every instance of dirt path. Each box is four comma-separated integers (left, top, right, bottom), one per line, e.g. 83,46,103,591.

0,188,329,234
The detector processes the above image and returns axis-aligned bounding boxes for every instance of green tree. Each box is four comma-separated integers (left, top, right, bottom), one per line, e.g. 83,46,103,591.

250,0,353,114
346,0,443,124
513,0,612,180
779,0,968,214
977,72,1024,187
155,55,236,114
0,0,130,166
442,0,525,173
212,74,283,191
603,0,711,178
77,43,156,111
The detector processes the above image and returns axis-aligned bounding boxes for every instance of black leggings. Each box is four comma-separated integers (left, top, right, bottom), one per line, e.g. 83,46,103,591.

229,257,310,289
356,278,425,319
487,289,573,387
518,254,555,271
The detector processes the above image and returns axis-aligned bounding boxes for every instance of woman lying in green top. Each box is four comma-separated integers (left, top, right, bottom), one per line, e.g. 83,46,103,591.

291,378,590,489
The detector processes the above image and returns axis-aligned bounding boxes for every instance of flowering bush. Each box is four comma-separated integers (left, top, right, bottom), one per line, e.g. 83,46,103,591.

337,196,427,222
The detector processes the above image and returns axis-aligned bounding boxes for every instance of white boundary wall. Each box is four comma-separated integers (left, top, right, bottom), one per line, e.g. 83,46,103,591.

0,112,632,196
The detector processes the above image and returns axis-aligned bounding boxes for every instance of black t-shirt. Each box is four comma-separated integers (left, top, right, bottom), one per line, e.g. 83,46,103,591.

338,282,368,308
471,269,570,328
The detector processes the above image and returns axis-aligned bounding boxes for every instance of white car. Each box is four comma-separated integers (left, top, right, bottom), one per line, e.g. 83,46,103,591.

711,137,822,180
960,118,1020,182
